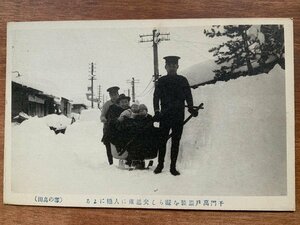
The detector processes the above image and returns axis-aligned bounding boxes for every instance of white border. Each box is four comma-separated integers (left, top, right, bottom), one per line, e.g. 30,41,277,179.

3,18,295,211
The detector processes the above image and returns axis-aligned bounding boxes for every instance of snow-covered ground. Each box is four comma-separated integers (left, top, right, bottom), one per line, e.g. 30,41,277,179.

11,65,287,196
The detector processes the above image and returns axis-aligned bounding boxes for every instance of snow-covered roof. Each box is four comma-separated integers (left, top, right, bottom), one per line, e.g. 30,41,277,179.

12,74,72,101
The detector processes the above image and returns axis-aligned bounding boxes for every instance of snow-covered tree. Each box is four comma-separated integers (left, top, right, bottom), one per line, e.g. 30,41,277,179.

259,25,285,70
204,25,254,81
204,25,285,81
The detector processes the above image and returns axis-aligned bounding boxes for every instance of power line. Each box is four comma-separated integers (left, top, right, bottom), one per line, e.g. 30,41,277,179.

138,85,155,98
136,76,153,97
144,86,155,96
171,32,217,45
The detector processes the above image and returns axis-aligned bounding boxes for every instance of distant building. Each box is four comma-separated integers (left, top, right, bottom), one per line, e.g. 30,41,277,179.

12,81,71,120
12,81,56,119
60,97,72,117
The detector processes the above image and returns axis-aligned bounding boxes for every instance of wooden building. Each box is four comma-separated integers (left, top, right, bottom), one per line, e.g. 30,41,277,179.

60,97,72,117
12,81,71,119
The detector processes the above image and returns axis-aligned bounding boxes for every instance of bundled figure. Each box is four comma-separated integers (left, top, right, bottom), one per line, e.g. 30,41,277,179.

105,94,131,148
120,104,158,162
118,103,139,122
108,100,159,169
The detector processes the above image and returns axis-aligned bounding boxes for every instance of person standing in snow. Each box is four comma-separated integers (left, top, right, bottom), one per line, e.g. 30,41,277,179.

153,56,198,176
100,86,120,165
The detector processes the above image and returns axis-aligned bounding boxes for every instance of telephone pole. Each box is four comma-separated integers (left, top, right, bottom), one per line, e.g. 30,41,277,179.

102,94,105,108
139,29,170,83
127,77,139,102
98,85,101,108
132,77,135,102
88,62,96,108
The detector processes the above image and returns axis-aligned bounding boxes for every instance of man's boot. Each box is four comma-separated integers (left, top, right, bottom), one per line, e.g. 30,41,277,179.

170,163,180,176
154,163,164,174
154,145,166,174
170,140,180,175
105,142,113,165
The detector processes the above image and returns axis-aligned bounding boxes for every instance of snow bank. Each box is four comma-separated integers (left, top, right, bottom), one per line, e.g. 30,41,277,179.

44,114,72,130
13,116,55,138
11,113,103,194
178,64,287,195
181,60,216,86
79,109,101,122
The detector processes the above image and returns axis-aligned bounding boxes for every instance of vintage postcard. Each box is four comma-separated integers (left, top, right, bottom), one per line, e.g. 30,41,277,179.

4,18,295,210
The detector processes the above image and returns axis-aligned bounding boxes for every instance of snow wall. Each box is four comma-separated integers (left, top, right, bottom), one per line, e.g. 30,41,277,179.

175,65,287,195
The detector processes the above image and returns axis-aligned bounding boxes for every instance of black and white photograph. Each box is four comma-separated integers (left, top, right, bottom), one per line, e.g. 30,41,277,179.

4,18,295,210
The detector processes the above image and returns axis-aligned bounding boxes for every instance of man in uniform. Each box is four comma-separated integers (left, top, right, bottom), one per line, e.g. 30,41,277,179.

153,56,198,175
100,86,120,165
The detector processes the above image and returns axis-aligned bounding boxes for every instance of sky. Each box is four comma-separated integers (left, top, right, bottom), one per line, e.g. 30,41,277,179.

10,22,225,111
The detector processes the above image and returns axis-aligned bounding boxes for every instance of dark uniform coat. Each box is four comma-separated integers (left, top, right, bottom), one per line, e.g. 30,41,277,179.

153,74,194,166
153,74,193,121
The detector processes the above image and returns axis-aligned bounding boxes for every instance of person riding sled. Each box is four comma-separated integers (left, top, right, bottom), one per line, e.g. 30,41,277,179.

104,93,131,148
107,97,159,169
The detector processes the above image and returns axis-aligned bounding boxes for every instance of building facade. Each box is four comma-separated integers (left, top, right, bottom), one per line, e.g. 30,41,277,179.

12,81,71,120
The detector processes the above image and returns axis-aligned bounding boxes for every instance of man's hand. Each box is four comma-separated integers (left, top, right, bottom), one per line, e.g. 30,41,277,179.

188,107,199,117
100,117,107,123
153,111,161,122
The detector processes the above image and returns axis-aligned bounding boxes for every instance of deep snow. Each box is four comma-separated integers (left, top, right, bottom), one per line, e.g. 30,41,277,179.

11,65,287,196
181,59,216,86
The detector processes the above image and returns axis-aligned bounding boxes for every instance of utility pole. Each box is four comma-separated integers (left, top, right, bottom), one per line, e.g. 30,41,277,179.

98,85,101,108
98,85,101,101
102,94,105,108
132,77,135,102
139,29,170,83
88,62,96,108
127,77,139,102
